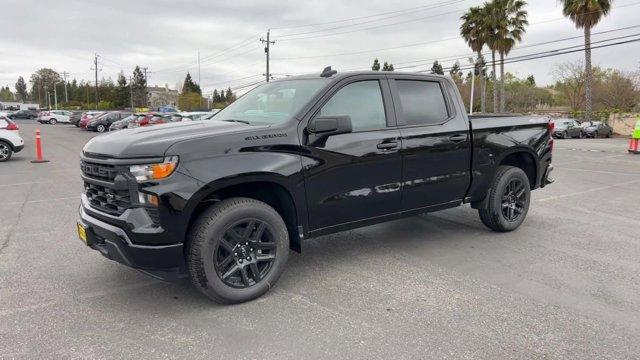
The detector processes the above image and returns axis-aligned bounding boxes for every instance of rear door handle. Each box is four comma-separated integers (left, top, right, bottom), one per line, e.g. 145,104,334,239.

448,134,468,143
377,141,399,150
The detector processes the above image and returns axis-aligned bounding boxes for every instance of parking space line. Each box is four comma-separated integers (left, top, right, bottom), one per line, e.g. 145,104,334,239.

555,167,640,176
3,196,78,206
536,179,640,202
0,180,82,187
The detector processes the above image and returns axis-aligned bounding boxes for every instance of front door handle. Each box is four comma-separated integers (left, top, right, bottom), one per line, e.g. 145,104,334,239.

377,141,399,150
448,134,467,143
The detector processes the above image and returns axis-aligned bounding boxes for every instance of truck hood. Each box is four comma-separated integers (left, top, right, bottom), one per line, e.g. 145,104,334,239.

83,121,255,158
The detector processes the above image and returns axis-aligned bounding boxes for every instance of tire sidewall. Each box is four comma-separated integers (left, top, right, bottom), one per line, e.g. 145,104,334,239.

0,141,12,162
191,200,289,303
489,167,531,231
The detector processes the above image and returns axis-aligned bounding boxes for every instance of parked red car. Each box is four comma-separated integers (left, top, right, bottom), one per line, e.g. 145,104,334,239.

78,112,105,129
127,113,170,128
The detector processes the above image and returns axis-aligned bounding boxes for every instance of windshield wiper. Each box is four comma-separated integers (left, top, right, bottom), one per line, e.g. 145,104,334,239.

221,119,251,125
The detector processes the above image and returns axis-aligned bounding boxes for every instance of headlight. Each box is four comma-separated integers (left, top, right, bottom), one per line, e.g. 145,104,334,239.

129,156,179,182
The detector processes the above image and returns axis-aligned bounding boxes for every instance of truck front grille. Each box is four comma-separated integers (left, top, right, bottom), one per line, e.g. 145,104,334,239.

80,160,118,182
84,182,131,216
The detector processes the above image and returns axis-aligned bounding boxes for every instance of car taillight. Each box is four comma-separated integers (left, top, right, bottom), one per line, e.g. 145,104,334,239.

548,121,555,132
6,123,18,130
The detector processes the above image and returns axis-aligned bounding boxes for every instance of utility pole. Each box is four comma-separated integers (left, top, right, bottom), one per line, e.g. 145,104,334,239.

54,83,58,110
92,53,100,110
468,57,475,115
61,71,69,103
45,85,50,109
129,76,134,111
142,67,150,108
260,30,275,83
198,50,201,108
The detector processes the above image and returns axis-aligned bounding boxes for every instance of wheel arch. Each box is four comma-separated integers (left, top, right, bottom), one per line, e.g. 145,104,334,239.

496,148,538,189
185,174,304,253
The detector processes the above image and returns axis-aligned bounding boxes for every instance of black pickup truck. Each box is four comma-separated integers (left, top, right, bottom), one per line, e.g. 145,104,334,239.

77,69,554,303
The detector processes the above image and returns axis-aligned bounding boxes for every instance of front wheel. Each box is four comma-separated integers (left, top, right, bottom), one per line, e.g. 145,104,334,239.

188,197,289,304
0,141,12,162
49,118,57,125
478,166,531,232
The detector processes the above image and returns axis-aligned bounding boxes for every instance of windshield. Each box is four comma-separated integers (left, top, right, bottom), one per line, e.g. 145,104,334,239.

214,79,327,126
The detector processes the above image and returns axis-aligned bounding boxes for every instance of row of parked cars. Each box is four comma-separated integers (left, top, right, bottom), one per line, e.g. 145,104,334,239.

13,109,220,132
552,118,613,139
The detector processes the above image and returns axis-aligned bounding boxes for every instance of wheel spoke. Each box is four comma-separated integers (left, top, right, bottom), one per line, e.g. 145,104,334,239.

222,264,240,280
242,220,256,240
252,222,267,241
219,237,235,252
255,241,276,250
256,253,276,262
218,254,235,268
239,266,251,286
249,263,262,282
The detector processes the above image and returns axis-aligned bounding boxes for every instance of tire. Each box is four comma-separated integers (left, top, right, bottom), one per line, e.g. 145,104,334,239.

606,131,611,138
96,124,106,133
563,131,568,139
29,115,35,120
0,141,13,162
188,197,289,304
579,131,584,139
49,118,57,125
478,166,531,232
593,131,599,138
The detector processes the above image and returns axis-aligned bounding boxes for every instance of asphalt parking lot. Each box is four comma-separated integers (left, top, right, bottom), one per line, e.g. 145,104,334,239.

1,121,640,359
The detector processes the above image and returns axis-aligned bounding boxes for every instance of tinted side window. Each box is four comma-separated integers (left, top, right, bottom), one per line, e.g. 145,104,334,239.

319,80,386,132
395,80,449,126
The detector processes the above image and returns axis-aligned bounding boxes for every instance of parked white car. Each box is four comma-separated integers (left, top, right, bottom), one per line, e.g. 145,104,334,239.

0,116,25,161
38,110,72,124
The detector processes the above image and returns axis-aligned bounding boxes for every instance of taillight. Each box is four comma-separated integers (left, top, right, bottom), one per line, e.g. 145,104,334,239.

6,123,18,130
548,121,555,132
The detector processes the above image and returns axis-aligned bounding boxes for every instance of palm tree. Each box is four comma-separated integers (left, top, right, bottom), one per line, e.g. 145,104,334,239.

560,0,612,121
460,6,488,113
488,0,528,113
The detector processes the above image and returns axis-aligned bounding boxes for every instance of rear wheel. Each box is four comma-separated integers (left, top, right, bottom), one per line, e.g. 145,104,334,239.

0,141,13,162
188,197,289,304
478,166,531,232
96,124,106,133
49,118,57,125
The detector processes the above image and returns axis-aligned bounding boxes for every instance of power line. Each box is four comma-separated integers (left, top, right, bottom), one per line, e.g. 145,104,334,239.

274,0,467,38
271,0,470,31
274,0,640,42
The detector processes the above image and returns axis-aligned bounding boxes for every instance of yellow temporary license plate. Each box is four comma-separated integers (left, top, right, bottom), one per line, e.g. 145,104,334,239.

77,223,88,245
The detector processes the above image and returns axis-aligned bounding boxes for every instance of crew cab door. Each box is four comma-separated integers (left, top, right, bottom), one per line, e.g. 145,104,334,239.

388,75,472,211
301,76,402,234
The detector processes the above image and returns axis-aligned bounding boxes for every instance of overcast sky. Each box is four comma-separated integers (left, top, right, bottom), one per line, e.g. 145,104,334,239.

1,0,639,94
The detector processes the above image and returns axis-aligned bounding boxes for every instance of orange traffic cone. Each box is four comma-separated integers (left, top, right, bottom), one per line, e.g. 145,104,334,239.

629,138,640,154
30,129,50,163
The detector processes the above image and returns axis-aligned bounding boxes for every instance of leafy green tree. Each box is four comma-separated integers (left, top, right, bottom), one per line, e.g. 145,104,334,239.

114,72,130,109
382,62,395,71
178,92,201,111
372,58,381,71
560,0,612,121
225,87,235,102
487,0,529,112
15,76,28,101
29,68,61,107
461,6,489,112
0,86,14,101
526,75,535,86
131,66,147,107
430,61,444,75
182,72,202,95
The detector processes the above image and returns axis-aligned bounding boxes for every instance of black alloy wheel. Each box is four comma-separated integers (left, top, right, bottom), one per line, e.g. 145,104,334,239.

501,178,527,222
215,219,277,288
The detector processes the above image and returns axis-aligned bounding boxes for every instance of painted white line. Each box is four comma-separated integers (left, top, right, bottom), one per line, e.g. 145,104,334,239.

556,167,640,176
2,196,78,206
536,179,640,202
0,180,82,188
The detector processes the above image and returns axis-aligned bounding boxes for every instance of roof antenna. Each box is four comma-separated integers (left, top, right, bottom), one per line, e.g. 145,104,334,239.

320,66,337,78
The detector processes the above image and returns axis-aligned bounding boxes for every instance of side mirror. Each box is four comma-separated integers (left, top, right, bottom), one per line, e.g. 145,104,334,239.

308,115,352,136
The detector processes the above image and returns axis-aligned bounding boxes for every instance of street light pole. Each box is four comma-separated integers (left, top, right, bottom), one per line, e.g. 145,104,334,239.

468,57,475,115
54,84,58,110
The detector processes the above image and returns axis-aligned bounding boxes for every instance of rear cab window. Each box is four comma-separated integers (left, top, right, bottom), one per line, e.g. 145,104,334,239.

393,80,449,126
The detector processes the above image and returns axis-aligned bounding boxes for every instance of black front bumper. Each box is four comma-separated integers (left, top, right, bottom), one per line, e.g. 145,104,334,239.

78,201,187,281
